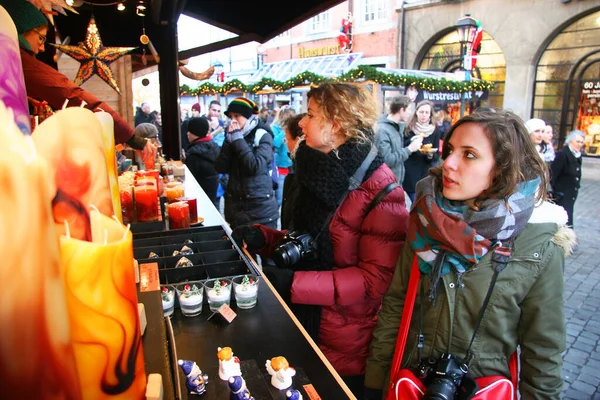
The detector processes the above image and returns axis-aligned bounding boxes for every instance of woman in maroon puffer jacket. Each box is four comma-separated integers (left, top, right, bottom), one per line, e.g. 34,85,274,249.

232,83,409,398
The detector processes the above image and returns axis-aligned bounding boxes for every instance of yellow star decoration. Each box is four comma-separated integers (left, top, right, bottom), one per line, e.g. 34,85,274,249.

52,17,136,94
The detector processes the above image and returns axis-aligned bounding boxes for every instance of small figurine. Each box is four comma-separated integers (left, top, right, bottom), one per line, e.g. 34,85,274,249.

286,389,303,400
228,375,254,400
148,251,159,259
266,356,296,390
175,256,193,268
217,346,242,380
180,245,194,255
178,359,209,395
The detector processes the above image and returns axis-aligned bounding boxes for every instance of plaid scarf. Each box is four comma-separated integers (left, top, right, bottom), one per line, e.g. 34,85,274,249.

408,176,540,300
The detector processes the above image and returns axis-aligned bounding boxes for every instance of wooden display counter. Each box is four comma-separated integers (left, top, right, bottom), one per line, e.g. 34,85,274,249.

136,167,355,400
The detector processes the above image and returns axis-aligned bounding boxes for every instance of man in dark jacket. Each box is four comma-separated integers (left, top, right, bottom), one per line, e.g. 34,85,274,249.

184,117,220,207
374,95,421,185
134,102,155,127
215,98,279,229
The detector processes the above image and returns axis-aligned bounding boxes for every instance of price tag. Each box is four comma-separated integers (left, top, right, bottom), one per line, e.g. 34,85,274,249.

139,262,160,292
207,303,237,323
302,384,322,400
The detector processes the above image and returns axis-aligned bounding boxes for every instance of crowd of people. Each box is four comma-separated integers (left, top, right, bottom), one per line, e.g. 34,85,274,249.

135,84,581,400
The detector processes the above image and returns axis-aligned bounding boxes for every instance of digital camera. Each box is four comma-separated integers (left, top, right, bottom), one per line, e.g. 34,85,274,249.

272,231,316,268
418,354,473,400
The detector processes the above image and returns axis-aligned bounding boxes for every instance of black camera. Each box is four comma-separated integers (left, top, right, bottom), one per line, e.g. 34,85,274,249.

272,231,316,268
418,354,474,400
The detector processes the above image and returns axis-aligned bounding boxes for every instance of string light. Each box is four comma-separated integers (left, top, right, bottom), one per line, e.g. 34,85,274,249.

117,2,125,11
136,0,146,16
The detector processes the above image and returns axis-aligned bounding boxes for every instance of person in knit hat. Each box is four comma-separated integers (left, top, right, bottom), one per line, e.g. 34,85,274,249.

0,0,48,54
185,117,220,207
191,103,202,118
0,0,155,159
525,117,547,158
215,97,279,229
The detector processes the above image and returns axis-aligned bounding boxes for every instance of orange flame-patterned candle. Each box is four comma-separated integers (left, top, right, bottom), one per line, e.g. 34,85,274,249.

60,208,146,399
32,108,114,241
0,100,81,399
96,111,123,223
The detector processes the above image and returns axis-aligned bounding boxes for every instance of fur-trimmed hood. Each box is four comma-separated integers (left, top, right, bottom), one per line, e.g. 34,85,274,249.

529,201,577,256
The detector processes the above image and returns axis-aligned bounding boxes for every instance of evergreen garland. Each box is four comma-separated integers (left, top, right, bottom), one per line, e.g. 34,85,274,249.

180,65,494,96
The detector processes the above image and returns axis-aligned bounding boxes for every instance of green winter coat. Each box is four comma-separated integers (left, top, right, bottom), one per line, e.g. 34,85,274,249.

365,202,575,399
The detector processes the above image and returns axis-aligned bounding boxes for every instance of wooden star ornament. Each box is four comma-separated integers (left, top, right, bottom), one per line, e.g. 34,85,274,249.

51,17,136,94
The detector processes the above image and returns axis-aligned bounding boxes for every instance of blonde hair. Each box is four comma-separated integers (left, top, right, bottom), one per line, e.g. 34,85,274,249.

270,356,289,371
306,83,377,145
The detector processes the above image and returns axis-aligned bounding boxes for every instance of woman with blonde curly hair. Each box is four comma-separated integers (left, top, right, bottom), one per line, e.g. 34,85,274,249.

232,83,410,397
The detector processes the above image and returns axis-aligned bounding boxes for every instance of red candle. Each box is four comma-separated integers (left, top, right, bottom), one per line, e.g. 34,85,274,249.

177,196,197,223
168,201,190,229
134,185,159,222
120,186,134,224
137,170,161,194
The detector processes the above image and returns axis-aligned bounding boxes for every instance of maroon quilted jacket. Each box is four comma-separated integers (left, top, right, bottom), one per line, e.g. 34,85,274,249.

259,164,409,376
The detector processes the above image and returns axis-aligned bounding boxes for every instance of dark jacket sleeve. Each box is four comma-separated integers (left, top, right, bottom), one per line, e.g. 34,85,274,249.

550,148,566,188
214,140,233,174
20,49,134,145
374,124,411,170
229,130,273,175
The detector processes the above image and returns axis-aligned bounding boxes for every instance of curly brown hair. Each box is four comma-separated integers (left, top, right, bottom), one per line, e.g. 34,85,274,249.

430,111,548,209
306,82,377,144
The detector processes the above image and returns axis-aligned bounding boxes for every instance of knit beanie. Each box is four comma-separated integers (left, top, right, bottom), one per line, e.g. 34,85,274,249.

524,118,546,134
225,98,259,119
191,103,201,112
0,0,48,50
134,123,158,139
187,117,209,138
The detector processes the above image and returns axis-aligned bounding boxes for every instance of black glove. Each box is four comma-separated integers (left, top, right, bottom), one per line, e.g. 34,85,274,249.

231,225,265,250
364,387,383,400
262,266,294,302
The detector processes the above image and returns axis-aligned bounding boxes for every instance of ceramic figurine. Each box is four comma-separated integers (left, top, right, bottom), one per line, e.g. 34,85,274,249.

228,375,254,400
217,346,242,380
178,359,209,395
286,389,303,400
265,356,296,390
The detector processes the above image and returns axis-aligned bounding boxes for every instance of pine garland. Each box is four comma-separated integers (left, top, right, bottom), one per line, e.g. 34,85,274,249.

180,65,494,96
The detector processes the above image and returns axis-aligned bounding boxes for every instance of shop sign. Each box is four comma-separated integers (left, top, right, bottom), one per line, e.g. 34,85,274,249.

298,46,340,58
578,80,600,155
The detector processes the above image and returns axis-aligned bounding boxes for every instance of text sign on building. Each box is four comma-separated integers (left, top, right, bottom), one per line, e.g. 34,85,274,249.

298,46,340,58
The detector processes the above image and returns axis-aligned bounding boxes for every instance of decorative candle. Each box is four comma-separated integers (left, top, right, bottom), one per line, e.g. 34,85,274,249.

134,184,159,222
96,111,123,223
32,107,114,241
60,208,146,399
177,196,198,223
120,185,134,224
165,183,185,203
0,8,31,134
0,101,80,398
168,201,190,229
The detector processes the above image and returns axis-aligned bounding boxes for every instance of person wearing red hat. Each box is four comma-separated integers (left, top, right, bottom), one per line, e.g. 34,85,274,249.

215,97,279,229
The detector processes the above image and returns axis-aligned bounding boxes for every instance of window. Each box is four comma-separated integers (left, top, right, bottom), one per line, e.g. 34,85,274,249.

418,30,506,110
308,11,330,33
363,0,389,23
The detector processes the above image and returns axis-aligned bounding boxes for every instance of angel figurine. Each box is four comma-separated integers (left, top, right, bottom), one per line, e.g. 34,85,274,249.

265,356,296,390
217,346,242,380
178,359,209,395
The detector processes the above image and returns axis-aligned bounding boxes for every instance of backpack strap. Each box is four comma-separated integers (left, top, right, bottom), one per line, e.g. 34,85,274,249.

253,128,268,147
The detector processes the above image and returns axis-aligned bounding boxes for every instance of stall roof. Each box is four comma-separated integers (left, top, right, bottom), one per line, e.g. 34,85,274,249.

250,53,364,83
50,0,347,70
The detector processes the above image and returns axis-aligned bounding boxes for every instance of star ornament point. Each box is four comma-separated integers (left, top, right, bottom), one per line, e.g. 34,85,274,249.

52,17,136,94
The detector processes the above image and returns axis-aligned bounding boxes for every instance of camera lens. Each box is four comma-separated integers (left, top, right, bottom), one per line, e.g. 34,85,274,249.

272,241,302,267
423,378,457,400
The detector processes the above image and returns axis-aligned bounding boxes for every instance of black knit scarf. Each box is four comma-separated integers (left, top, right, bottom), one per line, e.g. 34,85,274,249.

290,137,383,341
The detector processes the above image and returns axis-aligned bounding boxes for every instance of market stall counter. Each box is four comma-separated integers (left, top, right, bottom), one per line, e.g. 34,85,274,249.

136,166,355,400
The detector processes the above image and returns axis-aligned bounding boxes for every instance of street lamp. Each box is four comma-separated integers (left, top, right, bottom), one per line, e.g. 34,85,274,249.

456,14,479,117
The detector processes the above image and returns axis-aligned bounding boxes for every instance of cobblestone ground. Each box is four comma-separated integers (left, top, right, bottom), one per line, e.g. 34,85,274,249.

561,157,600,400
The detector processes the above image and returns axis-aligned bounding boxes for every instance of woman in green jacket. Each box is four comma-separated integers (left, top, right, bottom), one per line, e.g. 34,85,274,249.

365,111,575,400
